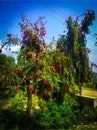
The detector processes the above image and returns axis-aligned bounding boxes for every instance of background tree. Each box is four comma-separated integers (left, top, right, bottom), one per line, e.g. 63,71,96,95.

0,54,19,98
57,9,95,87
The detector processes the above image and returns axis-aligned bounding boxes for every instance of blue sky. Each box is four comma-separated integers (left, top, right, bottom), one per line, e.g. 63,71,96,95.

0,0,97,71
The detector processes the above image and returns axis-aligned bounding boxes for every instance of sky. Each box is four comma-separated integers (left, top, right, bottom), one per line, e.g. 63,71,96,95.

0,0,97,71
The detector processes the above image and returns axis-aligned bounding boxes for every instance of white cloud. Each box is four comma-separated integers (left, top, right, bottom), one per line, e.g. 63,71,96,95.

1,45,21,64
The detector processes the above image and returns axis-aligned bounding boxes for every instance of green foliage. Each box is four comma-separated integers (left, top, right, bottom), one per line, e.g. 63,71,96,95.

81,10,95,34
0,108,29,129
0,54,19,99
57,10,95,84
0,96,80,129
0,95,97,129
80,106,97,124
32,95,80,129
17,45,79,103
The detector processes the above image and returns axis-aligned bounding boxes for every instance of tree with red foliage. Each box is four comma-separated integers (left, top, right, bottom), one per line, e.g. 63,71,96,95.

0,10,95,116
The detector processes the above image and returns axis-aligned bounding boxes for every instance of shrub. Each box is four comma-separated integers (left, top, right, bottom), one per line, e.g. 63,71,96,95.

31,95,80,129
80,106,97,124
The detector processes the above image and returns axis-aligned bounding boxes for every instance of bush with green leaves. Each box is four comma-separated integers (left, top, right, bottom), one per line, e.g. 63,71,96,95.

80,106,97,124
31,94,80,129
0,94,80,129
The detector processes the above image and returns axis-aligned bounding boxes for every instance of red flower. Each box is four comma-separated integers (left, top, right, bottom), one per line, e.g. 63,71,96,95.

31,56,36,59
15,87,20,91
41,31,46,36
26,53,32,58
39,57,42,60
47,85,52,91
41,80,44,85
51,69,57,73
64,87,69,92
51,63,56,66
27,76,31,81
43,80,48,84
35,38,40,43
24,30,29,35
36,28,39,32
29,87,35,94
43,42,47,49
19,70,24,74
37,74,42,78
33,33,38,38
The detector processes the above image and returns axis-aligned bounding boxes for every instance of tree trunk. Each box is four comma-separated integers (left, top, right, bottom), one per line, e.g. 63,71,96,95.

27,86,32,117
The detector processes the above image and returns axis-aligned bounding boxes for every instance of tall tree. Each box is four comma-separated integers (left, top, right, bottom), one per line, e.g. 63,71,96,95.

16,15,79,115
57,9,95,87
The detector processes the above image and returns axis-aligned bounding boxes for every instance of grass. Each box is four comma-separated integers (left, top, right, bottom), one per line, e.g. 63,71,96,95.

0,97,13,109
0,93,39,110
